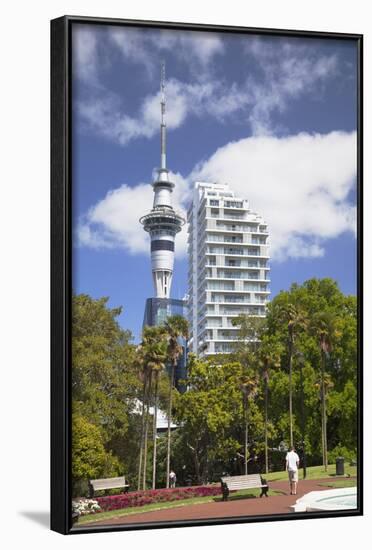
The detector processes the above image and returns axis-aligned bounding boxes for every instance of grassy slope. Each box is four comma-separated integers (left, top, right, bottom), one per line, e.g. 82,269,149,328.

265,464,357,482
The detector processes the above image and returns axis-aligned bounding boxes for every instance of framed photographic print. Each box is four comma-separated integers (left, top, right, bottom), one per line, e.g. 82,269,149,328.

51,15,363,534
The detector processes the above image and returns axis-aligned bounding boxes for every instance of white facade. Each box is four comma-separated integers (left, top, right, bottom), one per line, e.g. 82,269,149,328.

187,182,270,356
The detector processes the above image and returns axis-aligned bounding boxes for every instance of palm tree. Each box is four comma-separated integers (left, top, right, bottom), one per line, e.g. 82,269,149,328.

277,302,307,448
163,315,189,488
312,311,339,471
314,373,334,472
239,370,258,475
232,315,267,475
147,340,167,489
136,345,150,491
258,335,283,474
232,314,266,356
137,352,148,491
138,326,167,490
141,367,153,490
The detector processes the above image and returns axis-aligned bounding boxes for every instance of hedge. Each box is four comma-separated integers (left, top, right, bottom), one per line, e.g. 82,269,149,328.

96,485,222,511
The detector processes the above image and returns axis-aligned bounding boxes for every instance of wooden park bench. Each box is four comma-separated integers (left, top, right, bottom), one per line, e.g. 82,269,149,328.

88,476,129,497
220,474,269,501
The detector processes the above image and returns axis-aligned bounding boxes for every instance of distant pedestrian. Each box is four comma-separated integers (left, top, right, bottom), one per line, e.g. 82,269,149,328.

169,470,177,488
286,446,300,495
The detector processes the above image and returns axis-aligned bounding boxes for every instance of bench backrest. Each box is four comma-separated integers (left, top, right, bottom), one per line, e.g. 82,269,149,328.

221,474,264,489
90,476,127,491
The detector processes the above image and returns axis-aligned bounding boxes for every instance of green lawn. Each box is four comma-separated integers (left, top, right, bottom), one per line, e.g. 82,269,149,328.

76,488,284,526
265,463,357,482
318,479,357,488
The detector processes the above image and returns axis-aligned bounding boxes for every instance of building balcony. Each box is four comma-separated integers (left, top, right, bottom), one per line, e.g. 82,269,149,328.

206,251,270,259
206,275,270,283
204,335,240,342
207,288,270,295
222,262,269,268
206,238,244,245
205,300,267,307
210,224,268,234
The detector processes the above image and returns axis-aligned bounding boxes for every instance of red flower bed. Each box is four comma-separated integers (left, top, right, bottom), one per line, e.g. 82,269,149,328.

96,485,222,511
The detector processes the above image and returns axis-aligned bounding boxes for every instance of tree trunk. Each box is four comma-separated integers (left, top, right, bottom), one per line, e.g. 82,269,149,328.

299,359,307,479
142,370,152,490
166,361,176,488
324,394,328,471
137,373,148,490
320,386,325,469
244,397,248,475
321,352,328,471
288,334,294,448
264,376,269,474
194,452,201,485
188,442,201,485
152,372,159,490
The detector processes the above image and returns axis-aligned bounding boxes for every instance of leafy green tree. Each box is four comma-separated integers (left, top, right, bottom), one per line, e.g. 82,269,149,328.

266,279,357,466
174,356,264,482
70,280,357,490
72,413,121,496
71,294,140,492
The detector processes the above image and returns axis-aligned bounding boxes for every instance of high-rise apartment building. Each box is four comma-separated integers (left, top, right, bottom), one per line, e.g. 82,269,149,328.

187,182,270,356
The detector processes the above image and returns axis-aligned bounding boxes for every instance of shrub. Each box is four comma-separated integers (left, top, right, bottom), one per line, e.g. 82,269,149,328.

328,445,357,465
96,485,222,511
72,498,101,516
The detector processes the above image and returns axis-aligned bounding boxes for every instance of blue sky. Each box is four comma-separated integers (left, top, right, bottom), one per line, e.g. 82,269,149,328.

71,23,358,341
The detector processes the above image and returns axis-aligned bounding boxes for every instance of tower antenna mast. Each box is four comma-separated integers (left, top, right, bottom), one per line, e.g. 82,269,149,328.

160,61,166,170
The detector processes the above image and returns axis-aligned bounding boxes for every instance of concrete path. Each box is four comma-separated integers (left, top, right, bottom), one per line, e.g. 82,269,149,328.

81,477,356,527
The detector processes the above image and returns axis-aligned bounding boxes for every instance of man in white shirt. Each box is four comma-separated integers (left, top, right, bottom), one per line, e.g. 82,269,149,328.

285,446,300,495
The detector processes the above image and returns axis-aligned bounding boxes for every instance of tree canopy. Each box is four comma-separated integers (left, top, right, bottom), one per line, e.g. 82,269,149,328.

71,278,358,494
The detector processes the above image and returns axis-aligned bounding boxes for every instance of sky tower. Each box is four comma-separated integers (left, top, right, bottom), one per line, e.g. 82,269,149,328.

140,63,185,298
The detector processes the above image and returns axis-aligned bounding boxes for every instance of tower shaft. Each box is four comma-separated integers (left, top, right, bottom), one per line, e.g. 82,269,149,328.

140,63,184,299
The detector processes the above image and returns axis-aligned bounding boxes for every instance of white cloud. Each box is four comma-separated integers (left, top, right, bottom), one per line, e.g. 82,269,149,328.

77,131,356,263
77,172,190,257
72,26,99,84
108,27,224,74
77,78,231,146
156,30,224,68
190,131,357,260
77,183,152,254
73,25,224,86
243,37,339,134
74,26,341,145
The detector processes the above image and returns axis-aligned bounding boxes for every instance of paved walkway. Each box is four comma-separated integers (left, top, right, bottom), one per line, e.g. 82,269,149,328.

82,477,356,527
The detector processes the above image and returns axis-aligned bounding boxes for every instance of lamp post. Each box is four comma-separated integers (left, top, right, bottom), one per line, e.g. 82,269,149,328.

297,351,307,480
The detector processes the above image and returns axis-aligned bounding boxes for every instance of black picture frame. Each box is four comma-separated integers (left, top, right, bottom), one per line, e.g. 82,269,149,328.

51,15,363,535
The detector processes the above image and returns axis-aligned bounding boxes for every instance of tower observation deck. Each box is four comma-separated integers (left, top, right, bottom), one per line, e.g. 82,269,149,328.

140,63,185,298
